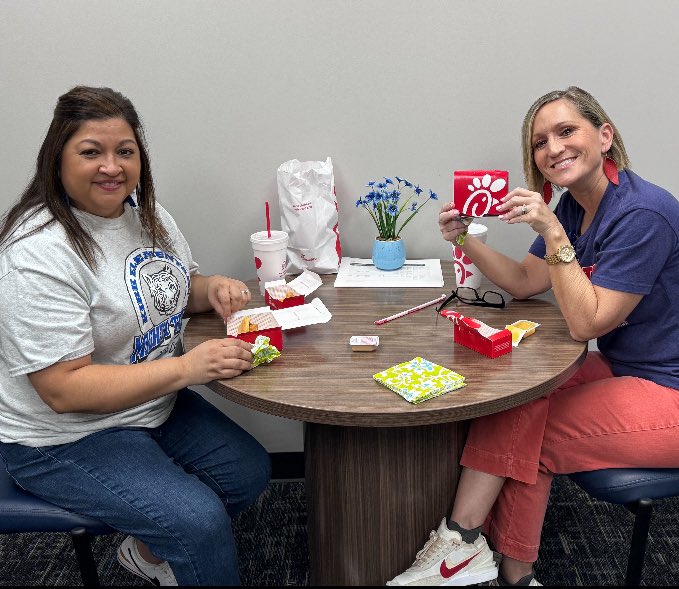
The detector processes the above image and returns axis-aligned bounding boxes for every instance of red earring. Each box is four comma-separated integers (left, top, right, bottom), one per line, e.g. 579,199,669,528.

603,154,619,185
542,181,553,205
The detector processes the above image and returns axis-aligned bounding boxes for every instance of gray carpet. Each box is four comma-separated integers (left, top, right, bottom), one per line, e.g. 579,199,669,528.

1,477,678,586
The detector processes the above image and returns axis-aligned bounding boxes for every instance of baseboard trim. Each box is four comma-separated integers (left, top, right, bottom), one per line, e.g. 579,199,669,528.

270,451,304,480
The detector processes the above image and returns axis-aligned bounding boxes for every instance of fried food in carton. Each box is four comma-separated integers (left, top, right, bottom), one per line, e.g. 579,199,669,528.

237,316,260,334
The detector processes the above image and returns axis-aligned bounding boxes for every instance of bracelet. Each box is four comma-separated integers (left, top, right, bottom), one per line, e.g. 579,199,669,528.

455,230,468,246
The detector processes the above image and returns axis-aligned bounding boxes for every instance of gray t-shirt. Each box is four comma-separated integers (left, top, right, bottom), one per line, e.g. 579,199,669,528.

0,201,198,446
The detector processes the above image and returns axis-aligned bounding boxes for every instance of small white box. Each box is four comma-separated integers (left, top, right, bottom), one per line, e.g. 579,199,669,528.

349,335,380,352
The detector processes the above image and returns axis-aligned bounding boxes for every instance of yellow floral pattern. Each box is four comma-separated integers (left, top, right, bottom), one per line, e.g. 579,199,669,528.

373,357,466,404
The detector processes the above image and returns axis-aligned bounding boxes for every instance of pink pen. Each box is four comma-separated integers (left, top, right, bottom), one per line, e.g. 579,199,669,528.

374,294,447,325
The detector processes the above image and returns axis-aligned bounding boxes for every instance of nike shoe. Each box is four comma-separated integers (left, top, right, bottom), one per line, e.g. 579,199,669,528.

387,519,498,586
117,535,178,586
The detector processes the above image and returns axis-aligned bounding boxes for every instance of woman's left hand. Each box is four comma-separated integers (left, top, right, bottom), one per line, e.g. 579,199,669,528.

206,276,252,320
496,188,559,237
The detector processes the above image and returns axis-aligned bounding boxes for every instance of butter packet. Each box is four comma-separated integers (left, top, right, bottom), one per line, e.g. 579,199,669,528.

251,335,281,367
505,320,540,347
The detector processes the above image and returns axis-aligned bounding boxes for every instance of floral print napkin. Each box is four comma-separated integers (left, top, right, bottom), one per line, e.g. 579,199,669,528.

373,357,466,404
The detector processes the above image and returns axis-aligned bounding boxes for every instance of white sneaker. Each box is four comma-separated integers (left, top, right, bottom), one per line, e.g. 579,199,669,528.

387,519,498,586
117,535,178,586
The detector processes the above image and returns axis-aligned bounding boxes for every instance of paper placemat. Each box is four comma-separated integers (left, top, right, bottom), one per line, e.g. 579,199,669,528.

334,257,443,288
373,357,466,404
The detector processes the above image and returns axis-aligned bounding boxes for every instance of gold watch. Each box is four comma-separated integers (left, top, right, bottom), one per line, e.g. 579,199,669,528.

544,244,576,265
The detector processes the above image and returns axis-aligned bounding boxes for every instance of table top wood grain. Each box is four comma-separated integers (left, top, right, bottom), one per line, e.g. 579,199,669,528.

183,261,587,427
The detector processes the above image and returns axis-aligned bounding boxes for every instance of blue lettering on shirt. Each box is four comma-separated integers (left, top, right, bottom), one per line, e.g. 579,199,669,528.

129,310,184,364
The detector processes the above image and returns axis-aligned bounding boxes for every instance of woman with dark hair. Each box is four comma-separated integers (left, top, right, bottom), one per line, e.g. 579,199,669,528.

0,86,270,586
389,86,679,587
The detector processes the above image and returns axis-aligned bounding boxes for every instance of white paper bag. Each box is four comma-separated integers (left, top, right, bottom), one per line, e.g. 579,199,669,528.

276,157,342,274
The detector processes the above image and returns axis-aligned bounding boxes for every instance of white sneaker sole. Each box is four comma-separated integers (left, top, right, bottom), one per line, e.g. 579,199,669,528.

441,564,499,586
386,563,498,586
117,548,157,584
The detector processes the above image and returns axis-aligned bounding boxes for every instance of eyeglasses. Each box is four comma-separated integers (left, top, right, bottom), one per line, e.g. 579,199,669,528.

435,287,506,313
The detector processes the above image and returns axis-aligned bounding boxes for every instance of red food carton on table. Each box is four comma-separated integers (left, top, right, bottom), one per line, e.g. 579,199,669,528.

225,311,284,350
441,310,512,359
264,270,322,310
226,298,332,351
453,170,509,217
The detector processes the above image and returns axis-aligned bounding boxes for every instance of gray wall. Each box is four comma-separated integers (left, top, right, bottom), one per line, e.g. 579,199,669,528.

2,0,678,451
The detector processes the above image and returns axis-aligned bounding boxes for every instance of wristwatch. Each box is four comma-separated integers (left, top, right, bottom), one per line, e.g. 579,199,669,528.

544,244,576,265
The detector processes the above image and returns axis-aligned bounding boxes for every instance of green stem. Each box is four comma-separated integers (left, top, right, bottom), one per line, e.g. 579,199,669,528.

396,196,431,237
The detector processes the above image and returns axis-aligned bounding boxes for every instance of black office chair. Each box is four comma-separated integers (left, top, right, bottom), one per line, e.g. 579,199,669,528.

568,468,679,586
0,464,114,586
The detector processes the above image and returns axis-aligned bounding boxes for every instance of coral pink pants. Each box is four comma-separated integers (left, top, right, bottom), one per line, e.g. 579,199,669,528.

460,352,679,563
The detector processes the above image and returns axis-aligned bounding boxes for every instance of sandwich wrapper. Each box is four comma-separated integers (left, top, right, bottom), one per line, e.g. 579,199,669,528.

441,310,512,359
373,357,466,404
226,297,331,350
251,335,281,367
264,270,323,310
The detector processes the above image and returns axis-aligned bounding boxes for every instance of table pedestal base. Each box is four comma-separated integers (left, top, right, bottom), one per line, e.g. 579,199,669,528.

305,421,468,585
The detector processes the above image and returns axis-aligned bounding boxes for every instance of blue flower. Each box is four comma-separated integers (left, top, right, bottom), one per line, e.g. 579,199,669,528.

356,175,440,240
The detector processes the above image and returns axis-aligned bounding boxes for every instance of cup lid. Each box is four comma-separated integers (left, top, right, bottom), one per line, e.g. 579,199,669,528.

467,223,488,236
250,230,288,246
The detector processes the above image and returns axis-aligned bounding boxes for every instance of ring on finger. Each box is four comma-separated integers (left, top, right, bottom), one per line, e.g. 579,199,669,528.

241,289,249,295
521,204,528,216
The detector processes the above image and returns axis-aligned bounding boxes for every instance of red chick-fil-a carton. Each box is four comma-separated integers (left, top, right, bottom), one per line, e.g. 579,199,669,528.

453,170,509,217
441,309,512,359
264,270,322,310
225,298,331,351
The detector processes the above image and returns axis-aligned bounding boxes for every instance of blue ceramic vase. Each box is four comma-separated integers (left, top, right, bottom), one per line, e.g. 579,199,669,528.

372,237,405,270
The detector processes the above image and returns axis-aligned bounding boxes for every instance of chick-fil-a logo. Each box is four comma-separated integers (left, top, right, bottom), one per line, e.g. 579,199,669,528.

453,170,508,217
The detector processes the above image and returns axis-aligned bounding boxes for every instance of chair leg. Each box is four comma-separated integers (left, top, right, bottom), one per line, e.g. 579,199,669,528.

70,527,100,586
625,498,653,586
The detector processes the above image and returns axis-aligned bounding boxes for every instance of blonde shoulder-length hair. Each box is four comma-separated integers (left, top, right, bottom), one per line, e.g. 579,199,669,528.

521,86,631,193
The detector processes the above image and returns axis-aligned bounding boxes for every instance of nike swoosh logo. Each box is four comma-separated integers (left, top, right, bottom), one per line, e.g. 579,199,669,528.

440,552,480,578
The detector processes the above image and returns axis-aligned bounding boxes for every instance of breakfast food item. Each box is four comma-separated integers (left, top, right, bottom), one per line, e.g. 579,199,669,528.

237,317,260,334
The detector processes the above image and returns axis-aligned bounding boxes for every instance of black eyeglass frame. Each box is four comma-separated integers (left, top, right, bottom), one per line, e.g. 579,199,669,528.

435,287,506,313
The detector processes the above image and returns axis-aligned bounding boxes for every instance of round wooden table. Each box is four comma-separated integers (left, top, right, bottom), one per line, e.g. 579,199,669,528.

183,261,587,585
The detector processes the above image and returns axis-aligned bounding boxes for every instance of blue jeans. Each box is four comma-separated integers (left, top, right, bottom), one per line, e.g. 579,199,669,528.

0,388,271,585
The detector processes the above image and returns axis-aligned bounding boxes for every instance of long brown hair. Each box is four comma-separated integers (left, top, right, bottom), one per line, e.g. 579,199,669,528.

521,86,631,193
0,86,172,268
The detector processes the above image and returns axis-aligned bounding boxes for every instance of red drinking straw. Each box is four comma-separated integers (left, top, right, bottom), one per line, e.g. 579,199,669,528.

265,201,271,238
